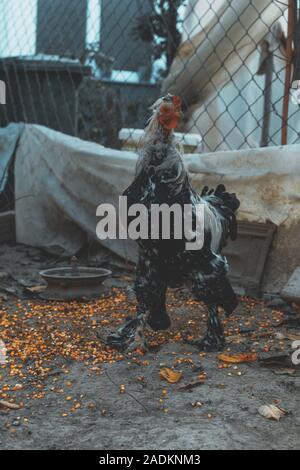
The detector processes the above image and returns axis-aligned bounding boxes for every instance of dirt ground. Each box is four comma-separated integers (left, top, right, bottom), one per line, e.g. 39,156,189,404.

0,243,300,450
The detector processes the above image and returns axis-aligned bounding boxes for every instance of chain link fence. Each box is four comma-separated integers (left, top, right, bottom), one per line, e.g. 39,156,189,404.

163,0,300,151
0,0,299,213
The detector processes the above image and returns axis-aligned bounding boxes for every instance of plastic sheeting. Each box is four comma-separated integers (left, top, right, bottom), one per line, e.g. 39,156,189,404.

13,124,300,291
0,123,23,192
14,124,138,260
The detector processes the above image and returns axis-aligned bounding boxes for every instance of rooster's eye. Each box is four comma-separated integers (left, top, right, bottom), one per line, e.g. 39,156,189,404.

163,94,173,103
159,104,175,116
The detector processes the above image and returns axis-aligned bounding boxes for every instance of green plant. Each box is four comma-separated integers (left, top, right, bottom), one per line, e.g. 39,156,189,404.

132,0,186,77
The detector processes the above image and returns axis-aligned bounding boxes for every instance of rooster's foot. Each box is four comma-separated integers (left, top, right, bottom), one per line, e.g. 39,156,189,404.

105,335,148,352
104,332,131,351
147,312,171,331
185,336,225,352
104,315,148,352
127,337,148,353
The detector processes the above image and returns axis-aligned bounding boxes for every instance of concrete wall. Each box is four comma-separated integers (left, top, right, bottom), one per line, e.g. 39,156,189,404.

36,0,88,58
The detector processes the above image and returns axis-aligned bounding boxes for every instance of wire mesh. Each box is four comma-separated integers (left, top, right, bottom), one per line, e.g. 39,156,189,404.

0,0,299,214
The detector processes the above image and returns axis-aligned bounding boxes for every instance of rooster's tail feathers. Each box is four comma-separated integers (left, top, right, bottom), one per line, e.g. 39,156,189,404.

202,184,239,212
201,184,240,242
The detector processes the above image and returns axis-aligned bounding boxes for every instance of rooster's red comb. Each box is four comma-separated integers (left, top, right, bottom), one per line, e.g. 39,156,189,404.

172,95,182,110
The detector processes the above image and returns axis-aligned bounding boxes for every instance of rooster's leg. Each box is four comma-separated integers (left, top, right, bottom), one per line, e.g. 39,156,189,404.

126,311,148,352
121,254,169,350
187,259,232,351
105,252,169,351
201,304,225,350
188,304,225,351
134,254,169,343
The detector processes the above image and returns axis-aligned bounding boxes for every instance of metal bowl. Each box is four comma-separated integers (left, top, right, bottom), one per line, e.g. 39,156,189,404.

39,266,112,301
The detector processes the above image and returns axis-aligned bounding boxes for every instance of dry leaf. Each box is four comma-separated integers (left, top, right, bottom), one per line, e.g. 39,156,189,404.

218,352,257,364
159,368,182,384
259,354,290,368
0,400,21,410
25,285,46,293
178,378,206,391
275,332,285,340
292,303,300,313
273,368,296,376
258,404,286,421
275,331,300,341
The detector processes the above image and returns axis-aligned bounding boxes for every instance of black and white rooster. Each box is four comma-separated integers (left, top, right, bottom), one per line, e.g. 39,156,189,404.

106,94,240,352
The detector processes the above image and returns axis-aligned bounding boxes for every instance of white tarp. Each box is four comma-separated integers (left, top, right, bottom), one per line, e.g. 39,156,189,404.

14,124,138,261
13,124,300,291
0,123,23,191
163,0,299,151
